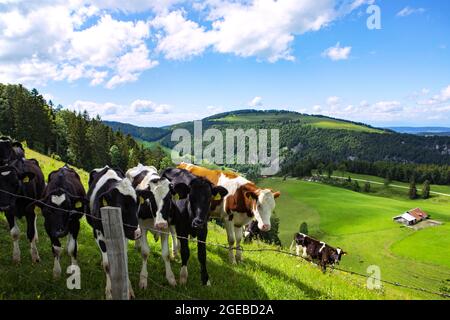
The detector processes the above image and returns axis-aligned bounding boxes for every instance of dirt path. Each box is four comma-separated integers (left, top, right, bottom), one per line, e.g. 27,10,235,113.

326,175,450,197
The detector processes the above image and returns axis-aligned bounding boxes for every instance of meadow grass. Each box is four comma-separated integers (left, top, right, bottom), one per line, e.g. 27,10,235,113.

0,150,447,300
259,177,450,299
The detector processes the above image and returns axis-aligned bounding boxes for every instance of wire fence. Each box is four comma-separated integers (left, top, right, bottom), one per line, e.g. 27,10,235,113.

0,187,449,299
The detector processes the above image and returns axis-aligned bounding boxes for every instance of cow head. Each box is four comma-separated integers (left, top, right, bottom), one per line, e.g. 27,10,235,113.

98,178,141,240
142,177,173,229
29,189,87,238
244,220,260,243
172,178,228,229
0,139,13,166
243,186,280,232
330,247,347,265
0,165,35,211
294,233,308,246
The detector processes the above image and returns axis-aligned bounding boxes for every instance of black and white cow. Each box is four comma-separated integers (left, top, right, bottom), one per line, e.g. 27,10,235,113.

243,220,261,243
0,137,25,166
0,158,45,263
161,168,228,286
290,233,346,272
28,165,87,278
126,163,183,288
86,166,144,299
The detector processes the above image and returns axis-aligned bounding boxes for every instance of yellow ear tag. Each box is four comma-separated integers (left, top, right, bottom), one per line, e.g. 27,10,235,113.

139,196,145,205
75,201,82,209
102,199,108,207
23,176,30,183
213,194,221,201
34,206,42,215
173,194,180,200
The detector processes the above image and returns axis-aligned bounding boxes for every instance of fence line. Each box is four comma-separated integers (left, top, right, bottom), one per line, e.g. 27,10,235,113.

0,187,449,299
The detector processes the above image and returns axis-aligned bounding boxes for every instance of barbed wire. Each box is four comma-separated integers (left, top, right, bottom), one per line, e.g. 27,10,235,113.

0,187,449,299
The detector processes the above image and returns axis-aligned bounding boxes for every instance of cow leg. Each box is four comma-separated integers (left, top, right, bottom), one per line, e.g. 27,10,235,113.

51,238,62,279
138,222,150,289
94,230,112,300
197,227,209,286
178,232,190,285
124,237,135,299
67,223,79,267
161,229,176,286
224,220,236,264
234,225,243,263
169,225,179,259
7,213,21,263
26,213,40,263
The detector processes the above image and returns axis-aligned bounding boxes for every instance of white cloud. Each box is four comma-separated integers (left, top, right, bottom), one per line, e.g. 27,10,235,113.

397,7,425,17
152,10,215,60
0,2,154,87
68,98,173,122
312,105,322,112
152,0,369,62
326,96,341,106
322,42,352,61
417,84,450,106
372,101,402,113
206,105,224,114
131,100,171,114
248,96,263,107
0,0,375,86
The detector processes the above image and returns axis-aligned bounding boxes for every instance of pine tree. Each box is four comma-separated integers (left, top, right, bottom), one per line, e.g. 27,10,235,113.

422,180,431,199
299,222,308,235
364,181,371,193
409,178,418,200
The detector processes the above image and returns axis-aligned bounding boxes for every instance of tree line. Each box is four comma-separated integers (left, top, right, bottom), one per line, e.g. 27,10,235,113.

0,83,172,172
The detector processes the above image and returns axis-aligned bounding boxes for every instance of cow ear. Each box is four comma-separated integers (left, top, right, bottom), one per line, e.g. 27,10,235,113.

11,142,24,150
136,189,153,205
27,201,43,215
170,182,189,199
99,191,114,207
212,186,228,200
70,196,88,210
244,191,258,200
272,191,281,199
19,172,35,183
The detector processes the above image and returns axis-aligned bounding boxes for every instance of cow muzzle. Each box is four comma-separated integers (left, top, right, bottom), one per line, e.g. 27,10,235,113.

134,227,142,240
0,205,10,211
192,218,206,229
155,219,168,230
54,229,69,238
259,223,271,232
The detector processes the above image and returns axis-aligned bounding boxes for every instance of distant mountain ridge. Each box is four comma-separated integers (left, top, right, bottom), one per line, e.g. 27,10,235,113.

388,127,450,136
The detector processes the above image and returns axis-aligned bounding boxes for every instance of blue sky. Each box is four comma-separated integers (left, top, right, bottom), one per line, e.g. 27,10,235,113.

0,0,449,127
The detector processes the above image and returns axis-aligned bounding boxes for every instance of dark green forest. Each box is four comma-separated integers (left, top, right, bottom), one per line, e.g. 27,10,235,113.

0,83,171,172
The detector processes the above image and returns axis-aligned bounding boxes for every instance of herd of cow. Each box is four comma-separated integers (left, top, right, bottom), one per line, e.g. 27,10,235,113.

0,137,346,299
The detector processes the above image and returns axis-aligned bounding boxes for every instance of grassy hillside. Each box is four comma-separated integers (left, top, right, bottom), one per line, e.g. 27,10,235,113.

209,111,383,133
259,177,450,298
1,149,443,300
104,109,450,165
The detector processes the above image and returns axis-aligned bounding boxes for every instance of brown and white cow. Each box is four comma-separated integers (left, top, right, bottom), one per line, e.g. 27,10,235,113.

178,162,280,264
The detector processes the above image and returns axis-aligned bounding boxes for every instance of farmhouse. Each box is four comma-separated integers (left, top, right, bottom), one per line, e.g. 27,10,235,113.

393,208,429,226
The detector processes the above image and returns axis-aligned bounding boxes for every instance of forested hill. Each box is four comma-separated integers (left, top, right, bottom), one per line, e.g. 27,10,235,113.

0,83,171,173
104,109,450,166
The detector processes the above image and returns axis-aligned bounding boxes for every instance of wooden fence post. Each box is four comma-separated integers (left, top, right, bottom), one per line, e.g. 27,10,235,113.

101,207,129,300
